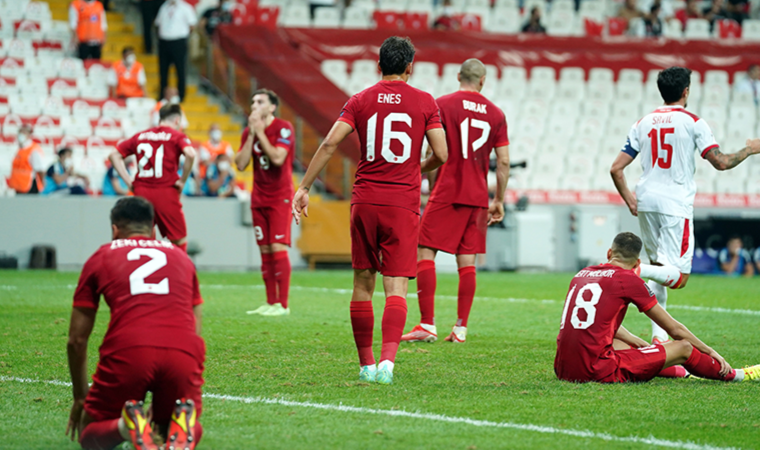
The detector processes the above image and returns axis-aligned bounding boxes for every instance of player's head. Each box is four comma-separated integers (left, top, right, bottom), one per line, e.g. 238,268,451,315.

727,235,743,253
110,196,155,240
251,89,278,118
122,46,136,65
607,232,642,269
378,36,415,79
749,64,760,80
458,58,487,92
159,104,184,130
163,86,180,104
657,66,691,106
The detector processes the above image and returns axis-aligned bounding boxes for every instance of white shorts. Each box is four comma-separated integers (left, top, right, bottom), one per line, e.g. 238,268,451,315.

638,211,694,274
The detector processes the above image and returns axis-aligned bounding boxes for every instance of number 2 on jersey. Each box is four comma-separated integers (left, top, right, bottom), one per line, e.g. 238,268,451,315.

648,128,674,169
136,143,164,178
128,248,169,295
459,118,491,159
560,283,602,330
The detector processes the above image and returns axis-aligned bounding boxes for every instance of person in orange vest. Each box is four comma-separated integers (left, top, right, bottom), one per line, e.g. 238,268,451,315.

7,125,46,194
108,47,146,98
69,0,108,60
198,123,233,179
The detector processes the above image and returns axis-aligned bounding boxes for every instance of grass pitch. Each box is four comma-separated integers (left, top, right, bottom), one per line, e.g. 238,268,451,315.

0,270,759,449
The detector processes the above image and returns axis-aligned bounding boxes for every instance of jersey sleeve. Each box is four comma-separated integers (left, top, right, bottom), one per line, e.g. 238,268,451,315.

695,119,719,158
191,271,203,306
621,124,640,159
623,275,658,312
72,253,102,310
494,109,509,147
337,95,358,129
275,122,294,151
117,134,137,158
424,95,443,131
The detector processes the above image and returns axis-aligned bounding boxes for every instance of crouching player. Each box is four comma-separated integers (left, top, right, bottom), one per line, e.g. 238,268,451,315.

66,197,205,449
555,231,759,384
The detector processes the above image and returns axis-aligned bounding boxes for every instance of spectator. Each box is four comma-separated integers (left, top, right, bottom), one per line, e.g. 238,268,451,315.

151,86,189,128
200,0,233,37
703,0,728,32
199,123,233,179
6,125,45,195
618,0,644,24
69,0,107,60
522,7,547,33
725,0,749,24
433,0,461,31
42,148,89,195
675,0,703,30
644,3,664,36
102,157,136,196
200,153,235,198
108,47,146,99
155,0,197,102
735,64,760,105
140,0,164,54
718,236,754,277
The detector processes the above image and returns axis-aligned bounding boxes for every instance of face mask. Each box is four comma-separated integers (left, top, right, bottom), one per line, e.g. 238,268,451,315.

63,158,74,169
210,130,222,142
170,95,181,105
217,161,231,172
17,134,28,146
125,54,137,65
221,2,232,11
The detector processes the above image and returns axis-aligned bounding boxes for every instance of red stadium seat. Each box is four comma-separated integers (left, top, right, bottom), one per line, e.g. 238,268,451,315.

454,13,482,32
256,6,280,30
404,13,429,31
607,17,628,36
717,19,741,39
374,11,403,30
584,18,604,37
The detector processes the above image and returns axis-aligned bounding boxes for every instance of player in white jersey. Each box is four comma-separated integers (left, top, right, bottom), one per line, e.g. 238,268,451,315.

610,66,760,343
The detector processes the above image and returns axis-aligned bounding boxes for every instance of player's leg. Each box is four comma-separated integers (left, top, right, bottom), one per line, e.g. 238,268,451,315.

637,213,690,289
637,212,674,342
261,203,293,315
378,275,409,384
248,208,277,315
145,187,188,252
661,340,746,381
612,339,688,378
400,246,438,342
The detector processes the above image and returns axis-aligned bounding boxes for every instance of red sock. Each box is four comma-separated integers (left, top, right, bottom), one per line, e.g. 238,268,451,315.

657,365,688,378
80,419,122,450
261,253,277,305
417,260,436,326
456,266,476,327
273,251,291,309
350,301,375,366
177,242,188,253
683,347,736,381
380,296,407,363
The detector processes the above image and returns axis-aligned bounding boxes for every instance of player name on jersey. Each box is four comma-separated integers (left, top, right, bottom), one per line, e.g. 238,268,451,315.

462,100,487,114
110,239,175,250
137,131,174,141
377,93,401,104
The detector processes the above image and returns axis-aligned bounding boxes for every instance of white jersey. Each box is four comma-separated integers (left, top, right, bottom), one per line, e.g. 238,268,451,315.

623,105,717,218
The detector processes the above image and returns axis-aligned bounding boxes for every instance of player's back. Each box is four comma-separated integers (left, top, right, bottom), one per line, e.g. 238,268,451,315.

118,126,190,189
555,264,656,382
339,80,442,212
628,105,717,217
74,238,203,358
429,90,509,207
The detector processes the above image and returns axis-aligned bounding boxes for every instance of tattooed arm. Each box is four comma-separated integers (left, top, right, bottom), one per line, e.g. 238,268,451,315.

704,139,760,171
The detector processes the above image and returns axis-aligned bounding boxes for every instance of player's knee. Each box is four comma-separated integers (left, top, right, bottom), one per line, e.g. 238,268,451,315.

677,340,693,357
259,245,272,254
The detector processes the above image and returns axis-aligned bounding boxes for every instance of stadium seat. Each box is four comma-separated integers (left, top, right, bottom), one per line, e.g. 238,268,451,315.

72,100,100,119
101,100,129,120
58,58,85,79
559,67,585,85
684,19,711,39
379,0,408,11
50,79,78,99
494,0,519,7
588,67,614,83
616,82,644,103
728,104,756,124
343,6,373,29
125,97,157,116
587,81,614,102
404,12,429,30
551,99,581,117
523,0,548,15
618,69,644,84
531,66,556,83
468,0,491,7
43,95,70,117
741,19,760,41
313,7,340,28
555,83,586,101
704,70,730,86
280,4,311,27
485,8,521,34
352,59,378,77
714,176,746,194
521,98,550,118
94,118,123,140
321,59,349,89
663,18,683,38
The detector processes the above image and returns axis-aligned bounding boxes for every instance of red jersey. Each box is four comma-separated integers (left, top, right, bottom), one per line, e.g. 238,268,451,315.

554,264,658,382
338,80,442,213
429,90,509,208
73,237,204,360
240,118,295,208
117,126,192,189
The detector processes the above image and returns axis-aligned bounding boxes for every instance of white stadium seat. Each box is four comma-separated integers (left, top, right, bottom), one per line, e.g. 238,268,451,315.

313,7,340,28
588,68,614,83
413,61,439,79
684,19,710,39
741,19,760,41
485,8,521,34
321,59,349,88
352,59,378,77
559,67,585,85
280,4,311,27
704,70,730,86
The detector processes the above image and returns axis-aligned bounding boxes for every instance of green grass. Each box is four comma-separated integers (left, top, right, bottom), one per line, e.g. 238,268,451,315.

1,270,759,449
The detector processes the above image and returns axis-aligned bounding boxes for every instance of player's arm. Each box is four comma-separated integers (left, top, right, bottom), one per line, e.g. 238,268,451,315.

108,149,133,191
235,132,254,171
704,139,760,171
194,304,202,335
255,129,288,167
719,250,739,275
610,151,637,217
488,144,510,226
177,146,196,190
420,128,448,173
614,325,649,348
292,121,353,225
65,306,97,441
743,261,755,277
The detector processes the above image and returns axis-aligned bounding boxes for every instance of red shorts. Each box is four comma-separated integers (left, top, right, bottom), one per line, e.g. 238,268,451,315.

133,186,187,242
251,203,292,246
351,203,420,278
599,344,667,383
419,202,488,255
84,346,204,425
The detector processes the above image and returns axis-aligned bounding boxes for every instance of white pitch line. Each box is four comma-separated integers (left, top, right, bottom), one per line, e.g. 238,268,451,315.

0,376,738,450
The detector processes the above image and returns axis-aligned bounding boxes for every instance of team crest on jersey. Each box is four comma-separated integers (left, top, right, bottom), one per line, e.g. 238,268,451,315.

280,128,292,138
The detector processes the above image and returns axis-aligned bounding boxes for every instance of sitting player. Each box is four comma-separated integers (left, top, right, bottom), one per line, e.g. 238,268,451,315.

555,231,760,384
66,197,205,449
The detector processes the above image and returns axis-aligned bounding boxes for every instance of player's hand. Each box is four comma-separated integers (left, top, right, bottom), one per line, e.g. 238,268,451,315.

65,398,85,442
626,197,638,217
174,180,184,192
249,109,265,133
292,187,310,225
487,199,505,226
746,138,760,154
709,349,732,377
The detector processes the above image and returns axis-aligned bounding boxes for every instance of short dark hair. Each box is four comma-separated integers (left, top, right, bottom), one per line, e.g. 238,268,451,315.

252,89,279,109
110,197,154,234
378,36,415,76
657,67,691,104
749,64,759,71
57,147,72,158
611,232,643,263
122,46,134,57
159,103,183,122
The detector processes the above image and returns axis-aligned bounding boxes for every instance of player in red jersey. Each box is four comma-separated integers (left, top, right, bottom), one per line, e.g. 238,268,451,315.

292,37,448,384
555,231,760,383
235,89,296,317
65,197,205,450
109,104,196,252
401,58,510,344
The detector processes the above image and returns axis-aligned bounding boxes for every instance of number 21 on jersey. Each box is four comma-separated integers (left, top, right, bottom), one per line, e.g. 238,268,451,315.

136,143,164,178
560,283,602,330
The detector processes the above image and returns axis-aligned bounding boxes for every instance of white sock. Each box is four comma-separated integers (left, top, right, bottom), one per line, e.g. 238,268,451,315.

733,369,745,382
639,264,682,288
361,364,376,371
117,417,130,441
378,360,394,372
649,280,669,341
420,323,437,333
